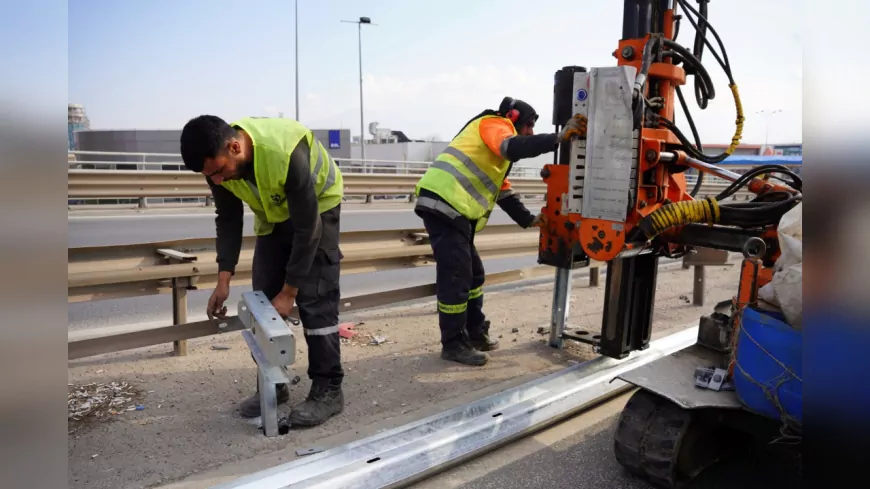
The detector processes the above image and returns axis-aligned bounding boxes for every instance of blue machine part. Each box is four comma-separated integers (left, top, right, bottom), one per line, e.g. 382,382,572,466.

717,154,802,166
733,307,802,424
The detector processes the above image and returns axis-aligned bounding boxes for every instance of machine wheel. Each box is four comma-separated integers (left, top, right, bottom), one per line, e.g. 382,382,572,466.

613,389,728,489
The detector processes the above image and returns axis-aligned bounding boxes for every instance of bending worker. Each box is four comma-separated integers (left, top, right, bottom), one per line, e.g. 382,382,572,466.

180,115,345,426
414,97,587,366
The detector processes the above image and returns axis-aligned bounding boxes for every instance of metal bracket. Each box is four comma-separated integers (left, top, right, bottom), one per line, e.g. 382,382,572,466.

237,291,297,437
241,330,292,437
238,291,296,367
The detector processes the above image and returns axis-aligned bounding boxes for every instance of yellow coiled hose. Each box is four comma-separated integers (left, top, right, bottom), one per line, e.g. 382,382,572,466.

723,84,745,156
639,197,721,240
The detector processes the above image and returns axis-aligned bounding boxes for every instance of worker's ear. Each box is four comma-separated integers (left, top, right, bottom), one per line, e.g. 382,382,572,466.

227,138,241,156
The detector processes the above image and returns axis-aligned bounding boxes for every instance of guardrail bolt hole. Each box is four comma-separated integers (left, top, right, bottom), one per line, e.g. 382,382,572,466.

367,457,381,464
281,350,286,355
492,412,503,418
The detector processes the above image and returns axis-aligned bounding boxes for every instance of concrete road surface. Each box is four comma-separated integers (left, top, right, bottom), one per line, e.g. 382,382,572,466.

414,392,802,489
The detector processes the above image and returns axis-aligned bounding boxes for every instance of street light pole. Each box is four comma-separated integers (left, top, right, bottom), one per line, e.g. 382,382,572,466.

295,0,300,121
756,109,782,151
342,17,375,166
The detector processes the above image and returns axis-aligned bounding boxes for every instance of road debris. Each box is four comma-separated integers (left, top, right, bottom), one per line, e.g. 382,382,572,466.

296,446,326,457
369,335,387,345
210,345,231,351
338,322,358,339
68,381,143,434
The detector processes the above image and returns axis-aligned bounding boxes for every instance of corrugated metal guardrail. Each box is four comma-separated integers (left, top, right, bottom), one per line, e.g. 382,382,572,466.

67,169,748,201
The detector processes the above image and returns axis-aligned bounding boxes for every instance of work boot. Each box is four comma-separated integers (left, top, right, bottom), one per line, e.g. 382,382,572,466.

468,320,499,351
441,340,489,366
239,383,290,418
287,380,344,427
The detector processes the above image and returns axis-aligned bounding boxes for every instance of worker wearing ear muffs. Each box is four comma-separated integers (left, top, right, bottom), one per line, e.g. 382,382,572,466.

413,97,587,366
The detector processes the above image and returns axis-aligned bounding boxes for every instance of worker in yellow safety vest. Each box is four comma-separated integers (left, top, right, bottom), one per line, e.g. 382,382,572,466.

414,97,587,366
180,115,345,426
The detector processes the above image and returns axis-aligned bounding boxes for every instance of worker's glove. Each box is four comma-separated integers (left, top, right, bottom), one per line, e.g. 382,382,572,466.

558,114,588,141
530,213,547,228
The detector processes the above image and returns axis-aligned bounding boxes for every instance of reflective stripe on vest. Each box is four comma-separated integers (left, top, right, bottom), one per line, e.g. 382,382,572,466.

311,141,338,198
414,114,515,230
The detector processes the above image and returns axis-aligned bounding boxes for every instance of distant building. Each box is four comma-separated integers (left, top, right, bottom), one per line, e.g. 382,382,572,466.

73,127,352,168
763,143,802,156
68,104,90,150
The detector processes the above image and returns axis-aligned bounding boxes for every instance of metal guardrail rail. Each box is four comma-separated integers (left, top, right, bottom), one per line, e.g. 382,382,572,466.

66,151,751,202
67,169,748,201
67,224,541,303
66,170,549,199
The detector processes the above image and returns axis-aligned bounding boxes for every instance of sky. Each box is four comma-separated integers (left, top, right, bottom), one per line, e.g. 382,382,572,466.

68,0,804,146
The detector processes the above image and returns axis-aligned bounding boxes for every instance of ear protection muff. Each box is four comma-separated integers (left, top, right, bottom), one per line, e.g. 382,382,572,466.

504,97,520,122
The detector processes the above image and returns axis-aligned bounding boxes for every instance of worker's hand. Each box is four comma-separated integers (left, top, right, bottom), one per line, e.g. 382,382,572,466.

207,282,230,321
271,286,298,319
558,114,588,141
530,213,548,228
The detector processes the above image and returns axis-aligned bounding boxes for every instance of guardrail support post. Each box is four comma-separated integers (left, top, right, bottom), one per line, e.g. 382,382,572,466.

172,279,189,355
158,249,199,356
692,265,705,306
548,268,573,348
138,197,148,209
206,196,214,207
682,247,733,307
589,265,600,287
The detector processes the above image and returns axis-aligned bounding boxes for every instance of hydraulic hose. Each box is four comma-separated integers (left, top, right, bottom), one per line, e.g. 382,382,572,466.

637,197,720,240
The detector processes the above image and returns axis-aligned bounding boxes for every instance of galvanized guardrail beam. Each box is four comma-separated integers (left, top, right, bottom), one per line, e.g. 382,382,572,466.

67,169,747,201
209,326,700,489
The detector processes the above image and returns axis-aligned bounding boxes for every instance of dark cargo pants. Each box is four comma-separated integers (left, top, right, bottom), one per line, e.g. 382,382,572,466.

419,210,488,347
251,205,344,385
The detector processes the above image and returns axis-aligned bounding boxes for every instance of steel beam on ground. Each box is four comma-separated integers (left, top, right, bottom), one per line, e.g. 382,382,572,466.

209,326,699,489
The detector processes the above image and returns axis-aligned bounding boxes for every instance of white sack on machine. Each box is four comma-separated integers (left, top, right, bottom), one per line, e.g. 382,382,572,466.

758,202,802,329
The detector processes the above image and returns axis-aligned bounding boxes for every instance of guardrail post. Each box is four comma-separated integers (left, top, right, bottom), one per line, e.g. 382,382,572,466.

157,249,199,356
682,247,733,307
172,278,189,355
138,197,148,209
206,196,214,207
692,266,705,306
589,265,600,287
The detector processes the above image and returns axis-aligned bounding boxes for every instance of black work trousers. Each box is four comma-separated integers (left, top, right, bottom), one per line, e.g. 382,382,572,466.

419,210,489,347
252,206,344,385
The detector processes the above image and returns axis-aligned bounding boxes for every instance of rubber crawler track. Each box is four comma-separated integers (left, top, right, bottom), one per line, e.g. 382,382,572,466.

613,389,698,489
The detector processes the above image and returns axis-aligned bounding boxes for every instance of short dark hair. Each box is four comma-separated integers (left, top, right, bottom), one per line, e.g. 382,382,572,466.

179,115,237,172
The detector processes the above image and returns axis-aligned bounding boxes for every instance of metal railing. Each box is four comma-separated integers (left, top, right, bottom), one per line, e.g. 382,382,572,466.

68,224,543,303
67,150,545,177
67,220,736,359
67,152,752,205
68,223,557,359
